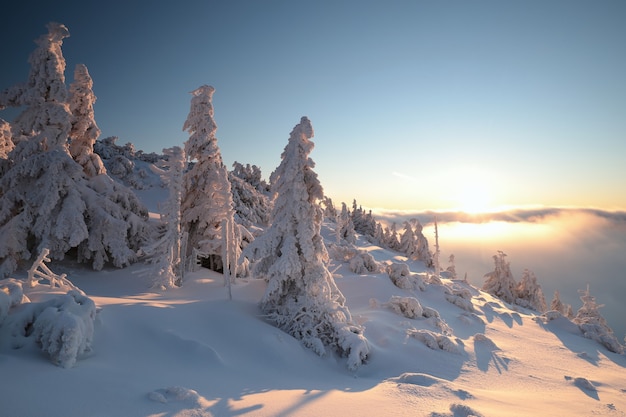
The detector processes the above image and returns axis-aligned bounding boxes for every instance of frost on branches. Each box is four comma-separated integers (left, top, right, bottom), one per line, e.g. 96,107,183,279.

242,117,369,370
181,85,246,276
68,63,106,177
0,22,150,276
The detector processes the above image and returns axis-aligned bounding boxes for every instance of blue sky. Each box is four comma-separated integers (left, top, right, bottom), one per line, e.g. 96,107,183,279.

2,0,626,211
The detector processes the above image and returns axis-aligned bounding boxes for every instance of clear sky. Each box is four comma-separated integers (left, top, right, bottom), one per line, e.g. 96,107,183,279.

2,0,625,212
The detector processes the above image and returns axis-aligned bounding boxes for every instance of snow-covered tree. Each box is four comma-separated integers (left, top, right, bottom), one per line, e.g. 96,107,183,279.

0,22,71,147
68,63,106,177
242,117,369,370
550,290,567,315
482,251,517,304
0,22,150,276
515,269,547,312
142,146,186,289
446,254,458,279
181,85,243,276
336,202,356,245
573,285,623,354
398,221,417,256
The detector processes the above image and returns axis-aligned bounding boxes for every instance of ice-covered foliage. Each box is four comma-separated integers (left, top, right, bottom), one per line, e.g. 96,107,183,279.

242,117,368,370
573,285,624,354
387,262,426,291
182,85,242,274
7,290,96,367
68,64,106,177
0,119,14,159
515,268,548,312
0,22,71,147
141,147,186,289
482,251,516,304
0,141,150,275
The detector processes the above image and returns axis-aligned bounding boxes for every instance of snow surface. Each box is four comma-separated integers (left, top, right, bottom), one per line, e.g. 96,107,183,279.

1,186,625,417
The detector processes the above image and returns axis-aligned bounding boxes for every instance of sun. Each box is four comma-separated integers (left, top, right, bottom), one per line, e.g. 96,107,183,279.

457,183,491,213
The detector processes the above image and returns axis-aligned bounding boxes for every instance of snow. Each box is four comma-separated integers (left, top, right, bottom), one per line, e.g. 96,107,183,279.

1,185,625,417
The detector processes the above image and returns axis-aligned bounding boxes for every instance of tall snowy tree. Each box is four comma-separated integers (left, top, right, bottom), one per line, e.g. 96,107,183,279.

68,63,106,177
242,117,369,370
0,22,150,276
482,251,517,304
0,22,71,147
181,85,242,275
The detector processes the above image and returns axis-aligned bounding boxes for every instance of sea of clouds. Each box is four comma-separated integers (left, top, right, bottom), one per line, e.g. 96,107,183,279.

373,207,626,341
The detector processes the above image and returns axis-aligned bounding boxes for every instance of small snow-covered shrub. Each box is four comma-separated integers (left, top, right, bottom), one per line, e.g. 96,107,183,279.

0,279,29,323
407,329,461,354
8,290,96,367
385,296,423,319
444,285,475,312
387,262,425,291
349,251,381,274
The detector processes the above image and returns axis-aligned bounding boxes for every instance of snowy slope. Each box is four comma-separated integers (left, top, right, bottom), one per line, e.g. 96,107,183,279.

1,186,625,417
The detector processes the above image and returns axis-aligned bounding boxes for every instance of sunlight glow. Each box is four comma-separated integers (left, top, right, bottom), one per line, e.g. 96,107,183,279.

457,183,492,214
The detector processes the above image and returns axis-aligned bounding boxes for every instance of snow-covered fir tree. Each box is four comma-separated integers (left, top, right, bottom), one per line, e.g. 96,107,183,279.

141,146,186,289
550,290,567,315
68,63,106,177
181,85,243,275
336,202,356,245
242,117,369,370
0,22,150,275
446,254,458,279
573,285,624,353
515,268,547,312
482,251,517,304
0,23,71,147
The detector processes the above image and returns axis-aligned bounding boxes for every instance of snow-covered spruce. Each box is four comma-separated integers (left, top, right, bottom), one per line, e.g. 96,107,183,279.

242,117,369,370
573,285,624,354
515,268,548,313
0,22,150,275
181,85,246,277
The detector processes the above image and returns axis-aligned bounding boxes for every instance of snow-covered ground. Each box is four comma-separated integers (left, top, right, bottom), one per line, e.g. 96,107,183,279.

1,210,625,417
